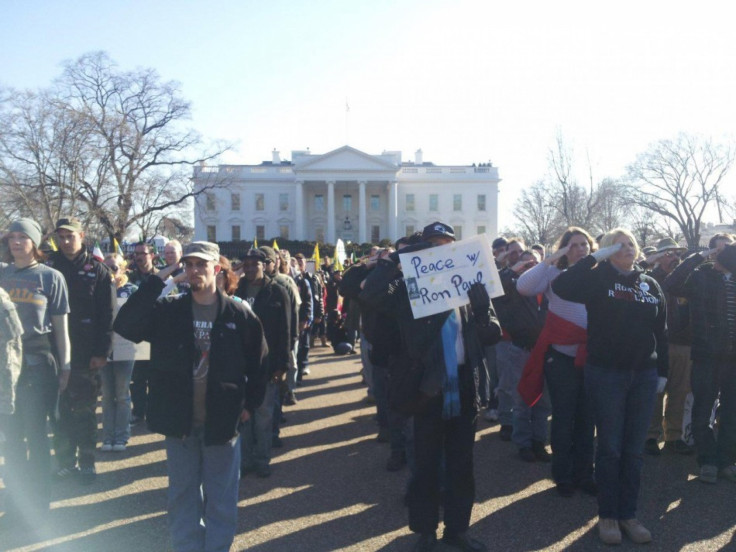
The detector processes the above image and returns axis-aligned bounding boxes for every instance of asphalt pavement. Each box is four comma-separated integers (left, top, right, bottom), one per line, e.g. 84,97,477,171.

1,345,735,551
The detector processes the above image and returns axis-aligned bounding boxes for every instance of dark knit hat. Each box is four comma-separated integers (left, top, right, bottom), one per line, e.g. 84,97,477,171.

258,245,277,263
716,243,736,274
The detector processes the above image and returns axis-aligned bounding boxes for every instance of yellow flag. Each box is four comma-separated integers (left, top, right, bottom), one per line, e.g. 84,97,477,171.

313,243,320,267
272,239,280,251
47,236,58,251
333,254,343,272
254,237,258,248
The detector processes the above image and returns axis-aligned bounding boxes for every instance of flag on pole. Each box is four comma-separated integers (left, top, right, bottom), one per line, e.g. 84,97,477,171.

113,237,124,257
272,239,279,251
47,236,58,252
254,237,258,249
351,252,356,264
312,243,320,268
92,241,104,262
333,254,344,272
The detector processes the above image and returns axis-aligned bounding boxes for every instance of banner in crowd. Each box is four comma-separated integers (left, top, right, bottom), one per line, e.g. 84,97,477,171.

399,234,503,319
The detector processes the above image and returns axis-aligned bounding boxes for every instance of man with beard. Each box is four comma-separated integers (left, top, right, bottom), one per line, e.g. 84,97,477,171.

114,241,268,551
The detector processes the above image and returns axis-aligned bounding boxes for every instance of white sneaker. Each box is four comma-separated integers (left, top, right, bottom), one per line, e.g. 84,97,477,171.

101,442,113,452
112,443,127,452
619,519,652,543
598,518,622,545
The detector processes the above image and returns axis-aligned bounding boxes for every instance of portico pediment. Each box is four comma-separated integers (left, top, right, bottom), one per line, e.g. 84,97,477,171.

295,145,399,175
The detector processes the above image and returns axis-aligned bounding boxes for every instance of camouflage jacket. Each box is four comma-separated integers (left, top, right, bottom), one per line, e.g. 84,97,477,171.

0,287,23,415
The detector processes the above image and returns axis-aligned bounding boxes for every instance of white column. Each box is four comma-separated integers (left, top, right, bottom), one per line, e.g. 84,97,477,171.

358,180,367,244
388,180,398,241
295,180,304,240
327,180,336,244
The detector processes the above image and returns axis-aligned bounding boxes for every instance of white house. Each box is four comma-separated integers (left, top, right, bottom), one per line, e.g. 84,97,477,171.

192,145,500,245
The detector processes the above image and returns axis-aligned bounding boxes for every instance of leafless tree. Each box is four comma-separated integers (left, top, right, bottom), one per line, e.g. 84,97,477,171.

513,180,564,246
626,133,735,248
0,52,230,242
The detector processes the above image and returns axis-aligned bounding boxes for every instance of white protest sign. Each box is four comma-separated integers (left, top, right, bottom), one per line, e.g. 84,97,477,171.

399,234,503,319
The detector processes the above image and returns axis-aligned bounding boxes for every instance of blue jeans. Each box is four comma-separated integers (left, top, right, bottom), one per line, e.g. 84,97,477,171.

495,341,514,426
585,364,657,520
165,429,241,552
241,381,278,469
691,359,736,468
101,360,134,445
509,344,550,448
544,348,594,485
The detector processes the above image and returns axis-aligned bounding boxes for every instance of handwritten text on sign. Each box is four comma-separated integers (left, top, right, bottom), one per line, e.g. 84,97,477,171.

399,234,504,319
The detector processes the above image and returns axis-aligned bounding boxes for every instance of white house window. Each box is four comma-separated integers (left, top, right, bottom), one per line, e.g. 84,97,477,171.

231,193,240,211
205,193,216,212
406,194,415,212
370,195,380,211
315,194,324,212
231,225,241,241
255,194,265,211
477,194,486,211
343,195,352,212
206,225,217,242
256,225,265,240
315,226,325,242
453,225,462,240
279,225,289,239
453,194,462,211
279,193,289,211
477,225,486,235
406,225,414,236
429,194,438,212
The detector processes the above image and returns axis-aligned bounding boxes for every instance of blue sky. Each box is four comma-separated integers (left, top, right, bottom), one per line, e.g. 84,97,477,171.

3,0,736,230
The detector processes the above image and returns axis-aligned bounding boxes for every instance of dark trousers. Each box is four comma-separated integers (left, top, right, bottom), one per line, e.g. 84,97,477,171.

408,397,477,537
130,360,150,418
691,359,736,468
544,348,594,485
296,329,311,380
373,363,390,429
53,368,100,469
4,359,58,516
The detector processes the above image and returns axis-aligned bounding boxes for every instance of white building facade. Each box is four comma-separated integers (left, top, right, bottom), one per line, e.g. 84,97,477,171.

192,145,500,245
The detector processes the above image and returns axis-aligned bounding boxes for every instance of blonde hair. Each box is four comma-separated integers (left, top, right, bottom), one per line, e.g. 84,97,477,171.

599,228,640,259
105,253,129,288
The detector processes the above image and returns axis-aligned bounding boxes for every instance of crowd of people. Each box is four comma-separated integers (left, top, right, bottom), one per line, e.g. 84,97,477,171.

0,213,735,551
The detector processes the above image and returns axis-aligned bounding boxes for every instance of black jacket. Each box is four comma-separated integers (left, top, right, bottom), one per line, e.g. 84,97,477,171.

113,277,268,445
235,275,291,376
649,265,690,346
47,248,115,366
552,255,669,376
360,259,502,414
492,267,547,351
662,252,736,360
340,263,401,366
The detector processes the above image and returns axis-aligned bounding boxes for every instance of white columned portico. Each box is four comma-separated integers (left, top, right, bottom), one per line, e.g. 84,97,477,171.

388,180,398,240
327,180,336,244
358,180,367,244
295,180,304,240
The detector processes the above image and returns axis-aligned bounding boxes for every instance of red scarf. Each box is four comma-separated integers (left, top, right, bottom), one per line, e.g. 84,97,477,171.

517,311,587,407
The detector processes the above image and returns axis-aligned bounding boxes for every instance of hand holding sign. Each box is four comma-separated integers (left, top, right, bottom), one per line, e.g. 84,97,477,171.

399,234,504,319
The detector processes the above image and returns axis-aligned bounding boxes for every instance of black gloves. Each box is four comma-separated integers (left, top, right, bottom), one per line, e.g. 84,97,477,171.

467,282,491,325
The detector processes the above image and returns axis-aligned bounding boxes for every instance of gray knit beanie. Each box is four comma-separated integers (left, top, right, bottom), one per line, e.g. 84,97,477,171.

8,218,43,248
